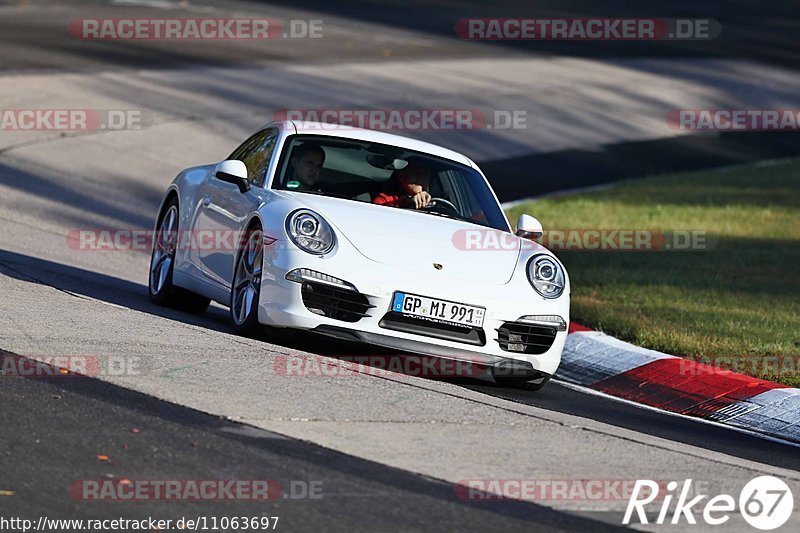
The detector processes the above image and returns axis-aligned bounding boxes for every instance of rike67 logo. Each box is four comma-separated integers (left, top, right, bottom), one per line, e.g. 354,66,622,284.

624,476,794,529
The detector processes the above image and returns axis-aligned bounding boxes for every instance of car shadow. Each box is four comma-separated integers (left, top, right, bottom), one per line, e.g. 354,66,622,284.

0,247,483,376
0,248,397,357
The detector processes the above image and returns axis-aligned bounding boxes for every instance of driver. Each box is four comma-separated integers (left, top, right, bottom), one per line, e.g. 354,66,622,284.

372,157,432,209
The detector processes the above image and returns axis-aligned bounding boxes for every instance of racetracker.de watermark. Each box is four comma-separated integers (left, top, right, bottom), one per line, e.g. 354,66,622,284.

66,229,276,252
452,229,714,251
678,356,800,379
1,354,143,378
273,109,529,131
68,479,322,501
273,354,490,379
455,479,678,502
0,109,148,131
67,228,715,252
455,18,720,40
68,18,322,40
668,109,800,131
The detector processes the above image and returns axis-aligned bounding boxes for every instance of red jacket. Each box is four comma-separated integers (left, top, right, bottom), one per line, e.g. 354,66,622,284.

372,191,409,207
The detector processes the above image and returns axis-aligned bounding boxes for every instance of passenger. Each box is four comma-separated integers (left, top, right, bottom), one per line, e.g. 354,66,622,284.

286,143,325,191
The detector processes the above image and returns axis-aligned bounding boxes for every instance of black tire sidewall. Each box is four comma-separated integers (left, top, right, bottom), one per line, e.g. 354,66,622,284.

230,225,262,335
149,198,179,303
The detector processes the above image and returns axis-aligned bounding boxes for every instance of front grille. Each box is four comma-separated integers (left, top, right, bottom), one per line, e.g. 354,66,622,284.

301,282,374,323
379,313,486,346
496,321,557,354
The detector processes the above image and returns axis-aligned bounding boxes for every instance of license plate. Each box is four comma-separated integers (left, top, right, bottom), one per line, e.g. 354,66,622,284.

391,291,485,328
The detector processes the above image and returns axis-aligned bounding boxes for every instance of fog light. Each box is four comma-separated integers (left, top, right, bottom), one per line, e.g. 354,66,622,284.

518,315,567,331
285,268,357,291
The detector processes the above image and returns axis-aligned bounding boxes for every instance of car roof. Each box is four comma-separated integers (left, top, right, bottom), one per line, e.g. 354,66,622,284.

267,120,476,168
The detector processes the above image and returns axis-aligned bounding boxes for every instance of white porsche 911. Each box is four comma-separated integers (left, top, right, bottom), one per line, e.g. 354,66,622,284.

149,120,569,390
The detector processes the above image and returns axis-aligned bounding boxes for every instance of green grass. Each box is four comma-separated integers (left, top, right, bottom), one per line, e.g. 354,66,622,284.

505,159,800,386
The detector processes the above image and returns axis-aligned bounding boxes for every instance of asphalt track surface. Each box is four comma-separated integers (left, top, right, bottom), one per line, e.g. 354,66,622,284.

0,349,620,531
2,0,800,198
3,248,800,471
2,1,800,531
3,0,799,71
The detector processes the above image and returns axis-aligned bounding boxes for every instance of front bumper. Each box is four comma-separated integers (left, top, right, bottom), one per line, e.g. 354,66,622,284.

258,242,569,376
312,324,549,381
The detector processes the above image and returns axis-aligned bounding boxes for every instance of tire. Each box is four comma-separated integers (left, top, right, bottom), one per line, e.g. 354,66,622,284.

230,223,264,337
148,197,211,314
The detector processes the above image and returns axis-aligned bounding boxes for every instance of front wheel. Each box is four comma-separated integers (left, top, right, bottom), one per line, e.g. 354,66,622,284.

230,225,264,336
149,198,210,314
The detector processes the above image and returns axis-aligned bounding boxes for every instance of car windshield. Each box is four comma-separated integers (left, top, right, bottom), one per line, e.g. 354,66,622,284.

271,135,509,231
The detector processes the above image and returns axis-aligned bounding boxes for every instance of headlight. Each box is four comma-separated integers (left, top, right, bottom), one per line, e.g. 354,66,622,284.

527,255,565,299
285,209,336,255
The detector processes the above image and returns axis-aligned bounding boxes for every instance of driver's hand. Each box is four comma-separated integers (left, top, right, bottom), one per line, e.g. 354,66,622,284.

412,191,431,209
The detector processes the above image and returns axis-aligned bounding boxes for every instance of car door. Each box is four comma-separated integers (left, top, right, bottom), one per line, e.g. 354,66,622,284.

194,127,279,289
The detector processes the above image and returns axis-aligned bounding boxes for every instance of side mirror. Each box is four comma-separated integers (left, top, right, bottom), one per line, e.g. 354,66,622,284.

214,160,250,193
515,214,543,239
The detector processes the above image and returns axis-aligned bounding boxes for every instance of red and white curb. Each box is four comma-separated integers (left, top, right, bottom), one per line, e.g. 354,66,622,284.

555,323,800,444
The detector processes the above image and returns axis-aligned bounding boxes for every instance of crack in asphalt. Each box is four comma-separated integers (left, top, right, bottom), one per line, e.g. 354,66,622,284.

0,260,89,301
0,213,73,237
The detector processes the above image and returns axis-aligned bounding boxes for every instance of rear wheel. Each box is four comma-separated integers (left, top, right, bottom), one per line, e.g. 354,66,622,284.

230,224,264,336
148,198,211,314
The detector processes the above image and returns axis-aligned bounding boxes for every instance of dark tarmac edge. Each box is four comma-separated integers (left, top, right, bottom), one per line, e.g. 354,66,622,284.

482,132,800,203
0,349,623,531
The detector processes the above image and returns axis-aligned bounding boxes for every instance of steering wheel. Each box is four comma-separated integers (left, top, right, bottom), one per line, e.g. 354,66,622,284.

425,197,459,214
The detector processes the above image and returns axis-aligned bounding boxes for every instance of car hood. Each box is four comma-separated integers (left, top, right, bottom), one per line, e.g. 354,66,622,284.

284,192,522,285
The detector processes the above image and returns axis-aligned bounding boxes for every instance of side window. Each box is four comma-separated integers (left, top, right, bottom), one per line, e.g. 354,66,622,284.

441,169,482,220
228,128,279,187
